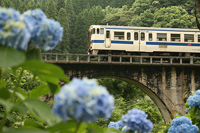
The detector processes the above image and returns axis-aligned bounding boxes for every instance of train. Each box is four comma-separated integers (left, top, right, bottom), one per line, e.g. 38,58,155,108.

88,25,200,57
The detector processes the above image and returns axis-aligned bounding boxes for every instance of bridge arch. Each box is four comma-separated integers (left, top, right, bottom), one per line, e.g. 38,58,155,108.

90,75,173,123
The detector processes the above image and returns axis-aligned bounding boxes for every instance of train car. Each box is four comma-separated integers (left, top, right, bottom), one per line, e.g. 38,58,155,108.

88,25,200,57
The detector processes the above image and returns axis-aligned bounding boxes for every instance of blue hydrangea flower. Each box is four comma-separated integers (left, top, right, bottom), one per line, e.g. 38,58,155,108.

187,90,200,109
108,122,119,130
122,126,128,133
52,77,114,123
195,90,200,95
121,108,153,133
0,7,20,30
0,20,31,51
168,116,199,133
22,9,47,36
31,19,63,51
117,120,123,128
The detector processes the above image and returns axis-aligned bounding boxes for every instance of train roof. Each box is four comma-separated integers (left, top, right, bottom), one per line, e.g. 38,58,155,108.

90,25,200,32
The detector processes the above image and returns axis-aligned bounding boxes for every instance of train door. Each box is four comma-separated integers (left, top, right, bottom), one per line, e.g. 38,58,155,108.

105,30,111,48
133,31,146,51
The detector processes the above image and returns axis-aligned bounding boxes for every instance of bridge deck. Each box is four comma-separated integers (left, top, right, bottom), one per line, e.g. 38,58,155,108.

41,53,200,66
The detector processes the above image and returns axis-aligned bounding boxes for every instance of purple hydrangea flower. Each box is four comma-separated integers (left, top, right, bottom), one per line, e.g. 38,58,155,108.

168,116,199,133
121,108,153,133
108,122,119,130
52,77,114,123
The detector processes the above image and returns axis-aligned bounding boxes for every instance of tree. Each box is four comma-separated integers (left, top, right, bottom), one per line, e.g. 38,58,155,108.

56,0,65,12
129,9,154,27
153,6,196,28
54,8,70,53
129,0,151,15
72,12,88,54
65,0,75,49
18,3,28,13
40,0,47,14
101,11,135,26
0,0,5,7
12,0,20,9
46,0,57,20
9,1,15,9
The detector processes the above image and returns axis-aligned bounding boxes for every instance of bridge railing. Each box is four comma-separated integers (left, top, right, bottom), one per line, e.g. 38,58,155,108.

40,53,200,66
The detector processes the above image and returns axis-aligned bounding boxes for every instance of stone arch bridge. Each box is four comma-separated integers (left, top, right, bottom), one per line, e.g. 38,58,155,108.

42,53,200,123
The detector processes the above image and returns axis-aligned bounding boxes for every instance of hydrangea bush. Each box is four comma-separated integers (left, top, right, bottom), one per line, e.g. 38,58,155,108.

166,90,200,133
108,109,153,133
52,78,114,123
168,116,199,133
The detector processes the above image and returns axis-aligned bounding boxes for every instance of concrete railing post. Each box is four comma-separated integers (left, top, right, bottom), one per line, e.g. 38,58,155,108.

108,54,111,63
56,54,58,62
88,55,90,63
45,54,47,62
190,56,193,64
77,55,79,62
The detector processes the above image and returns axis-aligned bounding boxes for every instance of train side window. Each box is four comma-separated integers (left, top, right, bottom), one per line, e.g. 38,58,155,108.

184,34,194,42
97,28,99,34
141,32,145,41
149,33,152,41
198,35,200,42
92,28,95,34
100,28,104,34
134,32,138,40
157,33,167,41
171,34,180,42
114,32,124,40
106,31,110,38
127,32,131,40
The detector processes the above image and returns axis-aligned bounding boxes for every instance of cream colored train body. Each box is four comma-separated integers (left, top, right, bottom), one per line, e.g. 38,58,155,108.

88,25,200,56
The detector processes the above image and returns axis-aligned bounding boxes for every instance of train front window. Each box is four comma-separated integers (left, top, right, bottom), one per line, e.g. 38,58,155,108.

157,33,167,41
184,34,194,42
92,28,95,34
149,33,152,41
134,32,138,40
97,28,99,34
171,34,180,42
100,28,104,34
114,32,124,40
141,32,145,41
127,32,131,40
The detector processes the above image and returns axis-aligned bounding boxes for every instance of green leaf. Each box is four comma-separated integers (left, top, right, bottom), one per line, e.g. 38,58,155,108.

0,98,14,111
17,87,28,99
2,129,49,133
46,121,76,133
87,123,106,133
47,82,60,94
29,85,50,98
26,48,43,61
13,104,27,116
0,88,11,100
24,99,60,125
19,60,69,82
0,46,25,68
0,79,6,89
24,119,44,129
175,112,184,117
0,112,16,121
